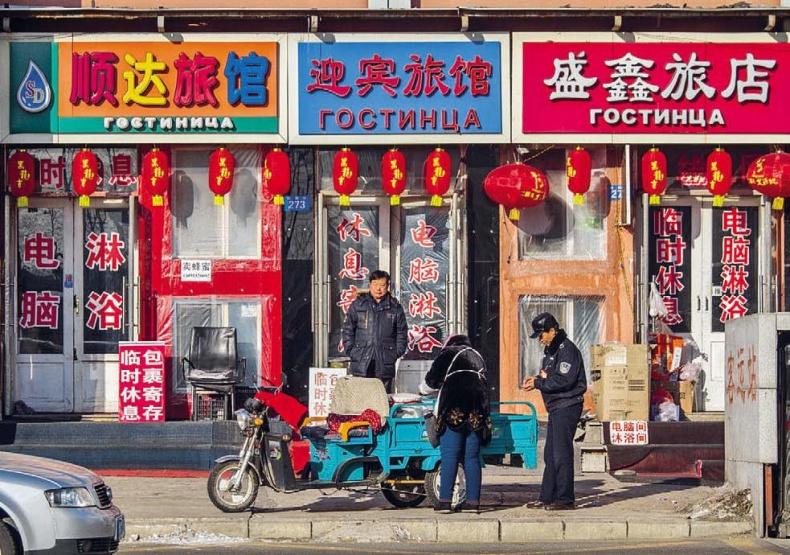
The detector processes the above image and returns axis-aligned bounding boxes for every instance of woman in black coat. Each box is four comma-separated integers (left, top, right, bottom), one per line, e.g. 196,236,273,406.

421,334,491,513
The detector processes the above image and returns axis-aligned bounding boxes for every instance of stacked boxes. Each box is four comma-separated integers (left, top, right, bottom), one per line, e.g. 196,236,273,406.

589,344,650,421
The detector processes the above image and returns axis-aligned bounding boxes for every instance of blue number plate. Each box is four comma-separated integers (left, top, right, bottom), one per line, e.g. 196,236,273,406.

284,195,311,212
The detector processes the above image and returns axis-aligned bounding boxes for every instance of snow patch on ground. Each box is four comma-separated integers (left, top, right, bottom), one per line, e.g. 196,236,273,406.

127,530,248,545
682,484,753,522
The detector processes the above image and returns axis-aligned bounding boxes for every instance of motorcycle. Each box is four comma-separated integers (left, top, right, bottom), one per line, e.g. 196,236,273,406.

207,381,539,513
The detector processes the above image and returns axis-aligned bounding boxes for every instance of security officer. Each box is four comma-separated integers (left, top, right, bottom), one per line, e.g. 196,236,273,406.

522,312,586,511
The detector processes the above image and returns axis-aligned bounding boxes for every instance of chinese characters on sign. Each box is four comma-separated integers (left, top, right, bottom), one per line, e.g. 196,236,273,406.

298,40,502,136
118,342,166,422
520,40,790,136
308,367,347,417
181,259,212,282
712,207,757,332
648,206,692,333
608,420,649,445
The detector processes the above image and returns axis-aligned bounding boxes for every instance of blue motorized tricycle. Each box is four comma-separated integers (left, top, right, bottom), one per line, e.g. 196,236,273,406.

207,377,538,512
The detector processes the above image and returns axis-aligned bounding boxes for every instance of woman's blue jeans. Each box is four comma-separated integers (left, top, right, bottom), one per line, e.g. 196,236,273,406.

439,426,482,502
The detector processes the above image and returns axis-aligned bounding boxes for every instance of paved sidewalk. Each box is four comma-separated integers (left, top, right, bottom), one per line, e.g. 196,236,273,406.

108,466,754,544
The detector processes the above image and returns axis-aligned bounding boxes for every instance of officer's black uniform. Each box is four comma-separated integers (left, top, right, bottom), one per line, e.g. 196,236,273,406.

530,312,587,508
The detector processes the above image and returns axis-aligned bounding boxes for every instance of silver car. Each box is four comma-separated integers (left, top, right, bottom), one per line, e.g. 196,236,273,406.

0,451,124,554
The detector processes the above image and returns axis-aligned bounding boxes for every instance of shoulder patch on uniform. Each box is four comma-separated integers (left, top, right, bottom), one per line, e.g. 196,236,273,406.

559,362,571,374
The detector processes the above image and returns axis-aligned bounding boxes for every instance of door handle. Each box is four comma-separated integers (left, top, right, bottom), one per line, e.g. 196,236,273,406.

705,297,709,311
73,296,79,315
696,296,701,311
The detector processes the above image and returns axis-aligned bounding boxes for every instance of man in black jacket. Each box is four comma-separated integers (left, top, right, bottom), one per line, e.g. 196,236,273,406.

341,270,408,393
522,312,587,511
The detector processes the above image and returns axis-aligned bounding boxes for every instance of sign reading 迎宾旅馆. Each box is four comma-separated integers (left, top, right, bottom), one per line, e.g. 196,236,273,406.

9,34,286,142
288,33,509,145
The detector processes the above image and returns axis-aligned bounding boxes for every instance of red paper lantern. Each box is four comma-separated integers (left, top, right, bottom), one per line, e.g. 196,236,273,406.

208,147,235,206
333,148,358,207
7,150,36,207
141,148,170,207
72,148,100,207
263,148,291,205
746,152,790,210
566,146,592,205
641,147,667,205
381,149,406,205
484,163,549,222
706,148,732,208
425,148,451,206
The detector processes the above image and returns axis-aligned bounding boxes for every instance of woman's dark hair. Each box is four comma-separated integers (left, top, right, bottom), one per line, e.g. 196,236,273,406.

443,334,471,348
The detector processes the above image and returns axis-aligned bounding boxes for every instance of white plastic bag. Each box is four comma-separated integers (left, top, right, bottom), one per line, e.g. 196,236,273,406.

649,281,669,319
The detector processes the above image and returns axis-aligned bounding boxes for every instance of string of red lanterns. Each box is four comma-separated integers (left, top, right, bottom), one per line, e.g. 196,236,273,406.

425,148,451,206
333,148,358,207
208,147,235,206
746,152,790,210
381,148,406,205
141,148,170,207
484,163,549,222
641,147,667,205
706,148,732,208
263,148,291,205
72,148,100,207
8,150,36,207
566,146,591,205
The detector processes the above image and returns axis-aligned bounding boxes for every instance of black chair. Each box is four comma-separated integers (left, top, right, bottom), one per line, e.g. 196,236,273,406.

182,326,246,421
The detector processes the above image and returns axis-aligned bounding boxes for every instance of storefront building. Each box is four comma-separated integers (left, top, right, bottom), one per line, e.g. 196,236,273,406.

0,7,787,419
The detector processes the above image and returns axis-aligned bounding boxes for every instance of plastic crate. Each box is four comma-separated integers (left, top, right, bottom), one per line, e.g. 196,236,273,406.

195,393,229,421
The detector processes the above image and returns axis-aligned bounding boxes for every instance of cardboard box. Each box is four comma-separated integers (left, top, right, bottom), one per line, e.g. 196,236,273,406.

652,380,695,417
589,344,650,421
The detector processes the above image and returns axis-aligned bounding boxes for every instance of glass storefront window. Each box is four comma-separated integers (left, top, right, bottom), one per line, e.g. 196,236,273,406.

518,295,603,383
171,147,261,259
172,298,261,390
517,148,608,261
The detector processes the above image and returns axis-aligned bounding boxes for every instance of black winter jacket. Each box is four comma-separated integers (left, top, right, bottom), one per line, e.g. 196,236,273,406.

424,341,491,443
534,329,587,412
341,292,408,379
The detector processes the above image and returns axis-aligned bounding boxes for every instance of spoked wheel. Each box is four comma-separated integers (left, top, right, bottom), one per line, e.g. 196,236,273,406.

207,460,260,513
381,480,427,508
424,463,467,507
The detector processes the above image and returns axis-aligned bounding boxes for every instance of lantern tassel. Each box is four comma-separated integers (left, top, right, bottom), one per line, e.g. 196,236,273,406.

573,193,585,205
390,195,400,206
79,195,90,208
508,208,520,221
214,195,225,206
339,194,350,207
17,197,29,208
274,195,284,205
772,197,785,211
648,194,661,206
152,195,163,207
713,195,725,208
430,194,443,207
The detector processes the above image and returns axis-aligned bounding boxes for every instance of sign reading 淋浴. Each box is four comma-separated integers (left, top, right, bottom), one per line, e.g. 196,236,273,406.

516,33,790,140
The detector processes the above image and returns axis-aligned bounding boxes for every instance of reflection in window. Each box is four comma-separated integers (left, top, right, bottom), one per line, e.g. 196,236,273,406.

171,148,261,258
172,298,261,390
518,295,603,383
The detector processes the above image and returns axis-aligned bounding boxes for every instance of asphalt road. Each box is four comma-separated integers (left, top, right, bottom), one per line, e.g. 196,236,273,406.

120,538,790,554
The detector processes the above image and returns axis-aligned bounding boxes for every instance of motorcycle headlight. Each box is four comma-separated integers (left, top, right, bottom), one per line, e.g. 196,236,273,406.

45,487,94,508
235,409,250,430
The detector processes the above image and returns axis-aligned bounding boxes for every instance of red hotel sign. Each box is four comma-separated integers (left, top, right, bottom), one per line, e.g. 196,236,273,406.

519,38,790,136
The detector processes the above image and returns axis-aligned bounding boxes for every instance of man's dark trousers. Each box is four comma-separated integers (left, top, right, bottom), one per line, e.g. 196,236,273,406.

540,403,583,505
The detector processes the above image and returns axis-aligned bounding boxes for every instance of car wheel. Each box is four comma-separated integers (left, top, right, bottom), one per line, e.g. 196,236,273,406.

207,460,259,513
0,521,20,555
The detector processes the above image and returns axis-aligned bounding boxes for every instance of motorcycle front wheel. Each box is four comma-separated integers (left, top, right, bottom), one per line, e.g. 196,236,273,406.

207,460,260,512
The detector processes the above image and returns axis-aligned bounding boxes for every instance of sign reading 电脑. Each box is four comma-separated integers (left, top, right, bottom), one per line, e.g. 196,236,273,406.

9,35,285,141
514,32,790,143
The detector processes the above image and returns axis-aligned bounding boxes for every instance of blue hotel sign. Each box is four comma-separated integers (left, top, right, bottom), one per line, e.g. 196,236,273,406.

292,35,507,143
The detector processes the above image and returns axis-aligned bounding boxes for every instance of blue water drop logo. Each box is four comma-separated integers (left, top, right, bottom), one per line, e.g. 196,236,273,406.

16,61,52,114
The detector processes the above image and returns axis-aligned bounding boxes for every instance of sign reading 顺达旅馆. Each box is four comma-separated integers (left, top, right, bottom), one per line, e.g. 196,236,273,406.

9,34,286,142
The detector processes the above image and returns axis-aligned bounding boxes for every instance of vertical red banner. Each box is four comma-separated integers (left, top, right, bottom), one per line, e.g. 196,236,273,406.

118,342,166,422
